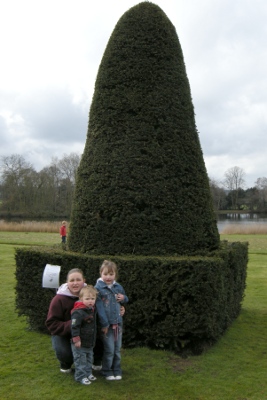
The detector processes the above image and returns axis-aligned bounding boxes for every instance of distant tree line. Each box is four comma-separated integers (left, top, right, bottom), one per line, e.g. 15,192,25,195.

0,153,80,218
0,157,266,218
210,166,267,212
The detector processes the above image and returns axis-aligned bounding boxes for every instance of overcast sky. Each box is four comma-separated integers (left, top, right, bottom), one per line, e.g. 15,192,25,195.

0,0,266,187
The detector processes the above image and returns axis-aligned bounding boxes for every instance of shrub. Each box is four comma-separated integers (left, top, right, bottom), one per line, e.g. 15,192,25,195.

68,2,219,256
15,240,247,355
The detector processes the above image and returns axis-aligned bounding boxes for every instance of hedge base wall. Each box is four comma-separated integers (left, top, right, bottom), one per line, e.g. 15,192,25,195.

15,240,248,355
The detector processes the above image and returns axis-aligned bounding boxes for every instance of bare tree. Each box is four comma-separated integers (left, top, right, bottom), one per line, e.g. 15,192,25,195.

58,153,81,183
223,166,246,209
0,154,33,184
0,153,82,216
255,177,267,189
0,154,35,212
209,178,227,211
255,177,267,210
37,154,81,215
57,153,81,215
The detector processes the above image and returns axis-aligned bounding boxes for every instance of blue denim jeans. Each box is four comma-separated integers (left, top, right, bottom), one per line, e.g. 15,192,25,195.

101,325,122,377
71,344,94,382
51,335,73,369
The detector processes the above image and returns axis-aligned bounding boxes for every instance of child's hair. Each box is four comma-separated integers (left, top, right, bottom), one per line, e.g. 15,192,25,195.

100,260,118,278
67,268,84,281
79,285,98,299
62,220,67,225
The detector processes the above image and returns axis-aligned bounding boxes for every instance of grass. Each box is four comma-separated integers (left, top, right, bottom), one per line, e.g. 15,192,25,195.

0,220,62,233
0,231,59,246
221,223,267,235
1,232,267,399
2,219,267,235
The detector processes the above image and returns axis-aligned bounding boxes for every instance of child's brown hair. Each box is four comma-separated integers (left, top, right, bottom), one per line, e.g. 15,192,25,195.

100,260,118,278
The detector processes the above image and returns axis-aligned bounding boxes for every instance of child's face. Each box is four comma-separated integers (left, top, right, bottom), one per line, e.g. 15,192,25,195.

101,268,116,285
67,272,85,295
81,293,96,307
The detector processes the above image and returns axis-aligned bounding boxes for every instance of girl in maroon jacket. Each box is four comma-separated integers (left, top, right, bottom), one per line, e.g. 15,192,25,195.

46,268,86,372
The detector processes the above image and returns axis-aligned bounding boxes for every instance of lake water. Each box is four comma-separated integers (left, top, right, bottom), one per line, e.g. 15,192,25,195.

2,214,267,234
217,213,267,233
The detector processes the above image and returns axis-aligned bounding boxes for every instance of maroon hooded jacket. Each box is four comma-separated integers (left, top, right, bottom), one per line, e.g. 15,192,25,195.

46,283,80,338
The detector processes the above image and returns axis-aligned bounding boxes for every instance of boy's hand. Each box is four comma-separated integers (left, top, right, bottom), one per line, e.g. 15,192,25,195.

120,306,125,316
74,340,81,348
102,327,109,335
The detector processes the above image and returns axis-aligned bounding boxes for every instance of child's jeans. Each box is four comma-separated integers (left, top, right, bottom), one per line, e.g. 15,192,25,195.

101,324,122,377
71,344,94,382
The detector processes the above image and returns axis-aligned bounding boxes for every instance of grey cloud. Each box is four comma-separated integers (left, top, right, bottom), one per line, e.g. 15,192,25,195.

16,88,89,144
1,0,267,187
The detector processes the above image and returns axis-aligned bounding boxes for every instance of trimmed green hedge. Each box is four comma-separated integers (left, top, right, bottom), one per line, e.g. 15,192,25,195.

15,240,248,355
68,2,220,256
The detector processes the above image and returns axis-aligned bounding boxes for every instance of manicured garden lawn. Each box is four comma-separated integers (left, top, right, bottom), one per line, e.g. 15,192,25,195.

0,233,266,399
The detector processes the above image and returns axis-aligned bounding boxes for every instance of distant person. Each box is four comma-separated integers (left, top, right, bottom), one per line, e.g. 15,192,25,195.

71,285,98,385
60,221,67,243
95,260,128,381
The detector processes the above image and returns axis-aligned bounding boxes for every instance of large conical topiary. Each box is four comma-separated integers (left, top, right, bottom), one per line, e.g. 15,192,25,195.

68,2,220,256
15,2,247,355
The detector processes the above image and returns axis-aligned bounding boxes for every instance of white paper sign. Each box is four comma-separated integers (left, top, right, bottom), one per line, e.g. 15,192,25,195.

42,264,61,288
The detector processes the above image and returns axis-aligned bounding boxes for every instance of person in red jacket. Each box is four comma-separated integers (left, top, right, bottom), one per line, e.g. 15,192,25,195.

60,221,67,243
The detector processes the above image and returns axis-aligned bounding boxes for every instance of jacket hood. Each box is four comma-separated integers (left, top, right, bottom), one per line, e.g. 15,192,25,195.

97,278,117,285
56,282,87,297
71,301,95,312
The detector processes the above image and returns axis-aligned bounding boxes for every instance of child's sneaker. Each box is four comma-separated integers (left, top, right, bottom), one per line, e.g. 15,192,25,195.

115,375,122,380
81,378,91,385
92,364,102,370
60,368,72,373
106,376,116,381
88,374,97,381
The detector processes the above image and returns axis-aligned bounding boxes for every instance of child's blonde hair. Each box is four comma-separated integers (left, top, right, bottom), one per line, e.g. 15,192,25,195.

79,285,98,299
100,260,118,278
62,220,67,225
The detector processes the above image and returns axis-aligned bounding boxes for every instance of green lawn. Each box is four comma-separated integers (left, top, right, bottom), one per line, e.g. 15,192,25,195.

0,231,58,246
0,233,267,400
